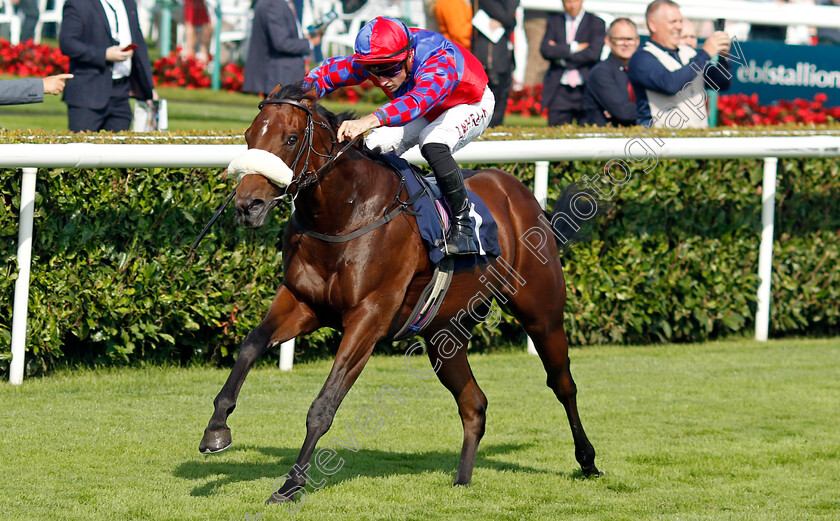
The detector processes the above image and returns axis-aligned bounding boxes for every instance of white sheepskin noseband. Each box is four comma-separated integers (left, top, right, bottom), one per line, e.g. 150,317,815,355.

226,148,294,187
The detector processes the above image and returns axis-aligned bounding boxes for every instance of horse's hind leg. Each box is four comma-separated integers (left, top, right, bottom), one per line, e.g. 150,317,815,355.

426,333,488,486
528,318,600,476
507,282,600,476
199,286,318,453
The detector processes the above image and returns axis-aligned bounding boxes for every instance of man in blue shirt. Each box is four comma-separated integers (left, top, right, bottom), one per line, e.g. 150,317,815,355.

583,18,639,127
628,0,733,128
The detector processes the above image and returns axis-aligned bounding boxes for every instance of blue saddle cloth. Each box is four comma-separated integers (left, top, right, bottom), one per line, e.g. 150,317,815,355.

379,153,500,267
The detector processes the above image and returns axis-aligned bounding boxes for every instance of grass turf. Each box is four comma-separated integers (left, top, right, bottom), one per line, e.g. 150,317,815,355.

2,337,838,520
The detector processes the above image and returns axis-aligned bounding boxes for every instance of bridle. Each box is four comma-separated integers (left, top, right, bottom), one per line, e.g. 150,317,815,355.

257,97,425,244
189,97,353,257
189,95,420,257
257,97,357,204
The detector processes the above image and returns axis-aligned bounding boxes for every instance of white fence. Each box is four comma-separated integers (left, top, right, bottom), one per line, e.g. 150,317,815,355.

5,135,840,383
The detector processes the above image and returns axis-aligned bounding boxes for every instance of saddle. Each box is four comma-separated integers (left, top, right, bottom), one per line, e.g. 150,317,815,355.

374,153,501,340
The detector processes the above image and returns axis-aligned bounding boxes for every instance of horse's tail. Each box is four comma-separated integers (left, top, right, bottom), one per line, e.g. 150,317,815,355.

545,182,611,255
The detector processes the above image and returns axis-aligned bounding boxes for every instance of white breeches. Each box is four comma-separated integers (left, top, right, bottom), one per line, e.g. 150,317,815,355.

365,85,496,156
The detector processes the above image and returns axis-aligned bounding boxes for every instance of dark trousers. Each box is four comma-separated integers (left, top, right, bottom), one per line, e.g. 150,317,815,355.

546,83,586,126
18,0,39,42
487,70,512,128
67,79,132,132
548,107,587,126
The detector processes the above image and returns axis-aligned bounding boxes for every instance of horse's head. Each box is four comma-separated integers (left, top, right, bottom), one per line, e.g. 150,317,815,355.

229,84,346,228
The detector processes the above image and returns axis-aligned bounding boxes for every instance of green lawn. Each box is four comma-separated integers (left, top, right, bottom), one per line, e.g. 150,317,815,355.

0,80,547,132
2,338,839,520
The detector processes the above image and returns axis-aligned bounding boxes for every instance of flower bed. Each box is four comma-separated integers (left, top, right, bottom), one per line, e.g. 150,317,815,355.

0,40,69,76
507,84,545,117
718,92,840,126
152,50,213,89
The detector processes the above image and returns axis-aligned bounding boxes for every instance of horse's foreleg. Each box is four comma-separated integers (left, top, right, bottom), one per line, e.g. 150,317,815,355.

199,285,318,454
427,338,488,486
267,310,387,504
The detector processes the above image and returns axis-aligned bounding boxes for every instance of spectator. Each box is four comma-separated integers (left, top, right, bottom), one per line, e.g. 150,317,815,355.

472,0,518,127
243,0,321,97
816,0,840,44
539,0,606,125
680,18,698,48
13,0,39,43
1,74,73,105
183,0,212,62
628,0,733,128
434,0,473,50
583,18,638,127
748,0,788,42
60,0,157,132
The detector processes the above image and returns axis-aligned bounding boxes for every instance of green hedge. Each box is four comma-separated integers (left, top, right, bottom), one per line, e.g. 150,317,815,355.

2,146,839,377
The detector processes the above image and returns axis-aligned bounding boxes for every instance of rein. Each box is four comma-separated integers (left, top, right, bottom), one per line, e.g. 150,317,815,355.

290,176,423,243
189,95,417,255
189,97,351,257
258,97,423,243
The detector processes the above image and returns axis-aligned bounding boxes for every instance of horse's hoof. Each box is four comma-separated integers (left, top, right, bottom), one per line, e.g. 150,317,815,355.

581,465,605,478
265,492,294,504
199,428,232,454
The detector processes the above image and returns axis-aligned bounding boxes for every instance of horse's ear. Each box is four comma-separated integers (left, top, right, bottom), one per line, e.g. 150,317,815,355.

267,83,284,99
302,86,318,110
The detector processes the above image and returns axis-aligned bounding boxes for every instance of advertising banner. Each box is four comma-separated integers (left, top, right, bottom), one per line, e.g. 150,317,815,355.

727,41,840,105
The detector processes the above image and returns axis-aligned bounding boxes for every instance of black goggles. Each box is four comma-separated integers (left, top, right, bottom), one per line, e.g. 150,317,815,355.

363,60,406,78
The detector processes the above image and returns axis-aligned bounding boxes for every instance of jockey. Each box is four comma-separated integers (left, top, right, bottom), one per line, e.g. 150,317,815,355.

302,16,495,256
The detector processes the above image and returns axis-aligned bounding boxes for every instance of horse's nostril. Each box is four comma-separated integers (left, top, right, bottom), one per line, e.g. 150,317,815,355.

248,199,264,212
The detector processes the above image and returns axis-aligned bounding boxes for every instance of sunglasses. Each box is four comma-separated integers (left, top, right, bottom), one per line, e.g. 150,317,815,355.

363,60,405,78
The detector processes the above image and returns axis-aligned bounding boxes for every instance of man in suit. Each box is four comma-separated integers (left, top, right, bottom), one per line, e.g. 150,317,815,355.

471,0,518,127
583,18,638,127
59,0,156,132
1,74,73,106
243,0,321,96
539,0,605,125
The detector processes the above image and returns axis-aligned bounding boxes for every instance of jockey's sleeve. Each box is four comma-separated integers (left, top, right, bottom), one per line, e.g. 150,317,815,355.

302,57,367,97
373,50,458,127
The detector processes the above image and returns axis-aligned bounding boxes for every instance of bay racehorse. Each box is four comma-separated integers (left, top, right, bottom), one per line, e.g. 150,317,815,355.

199,84,602,503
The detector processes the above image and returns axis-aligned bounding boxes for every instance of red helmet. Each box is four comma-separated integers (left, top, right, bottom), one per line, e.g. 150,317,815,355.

353,17,413,64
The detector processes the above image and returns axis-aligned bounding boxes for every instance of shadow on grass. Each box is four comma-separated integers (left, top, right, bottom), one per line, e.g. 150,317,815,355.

174,442,579,497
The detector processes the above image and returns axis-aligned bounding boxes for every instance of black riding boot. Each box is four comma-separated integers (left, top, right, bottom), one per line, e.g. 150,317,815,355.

421,143,478,256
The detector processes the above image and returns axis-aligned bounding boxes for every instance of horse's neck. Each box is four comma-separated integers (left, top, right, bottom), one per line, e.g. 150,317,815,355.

297,154,398,233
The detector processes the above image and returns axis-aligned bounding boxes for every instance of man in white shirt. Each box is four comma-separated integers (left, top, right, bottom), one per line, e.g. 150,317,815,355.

59,0,156,131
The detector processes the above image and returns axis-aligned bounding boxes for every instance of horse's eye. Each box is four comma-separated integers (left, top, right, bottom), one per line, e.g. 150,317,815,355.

286,135,298,146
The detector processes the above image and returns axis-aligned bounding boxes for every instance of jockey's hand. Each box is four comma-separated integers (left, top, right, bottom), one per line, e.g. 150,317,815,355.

337,113,381,142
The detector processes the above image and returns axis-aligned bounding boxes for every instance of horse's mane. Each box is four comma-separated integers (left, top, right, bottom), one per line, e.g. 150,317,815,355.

267,84,358,132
